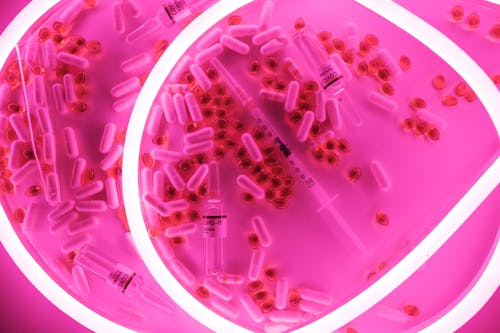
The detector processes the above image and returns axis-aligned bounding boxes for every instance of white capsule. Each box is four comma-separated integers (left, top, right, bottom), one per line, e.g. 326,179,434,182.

251,216,271,247
121,52,152,73
99,123,117,154
229,24,260,37
241,133,262,162
113,93,139,113
10,160,37,185
326,98,342,129
35,107,53,134
75,181,104,200
71,158,86,189
105,177,120,209
153,170,165,197
184,127,213,144
248,250,264,280
173,93,189,125
72,265,90,296
284,81,299,112
59,0,83,24
187,164,209,191
50,212,79,233
75,200,108,213
170,55,192,83
68,216,100,235
169,259,196,286
63,126,79,158
220,35,250,55
183,140,214,155
299,300,325,316
100,144,123,170
21,203,41,236
63,73,77,104
143,193,169,216
126,18,161,44
43,41,57,69
185,93,202,122
160,92,177,124
269,311,302,324
165,199,189,212
216,273,244,285
378,49,402,77
259,0,274,29
296,111,315,142
151,148,181,162
52,83,66,114
260,38,287,56
240,294,264,322
60,233,92,252
9,114,30,142
259,89,285,103
300,288,333,305
237,175,264,199
368,91,398,113
376,306,409,323
111,77,141,98
203,278,233,301
165,223,197,238
22,36,38,64
45,172,62,205
48,200,75,223
146,105,163,136
33,75,47,106
195,43,224,64
189,64,212,90
315,91,326,122
252,27,283,46
57,52,89,69
164,163,186,191
211,297,240,319
42,133,56,165
7,140,23,170
370,160,391,191
196,27,223,51
141,167,153,194
275,278,289,310
112,0,126,34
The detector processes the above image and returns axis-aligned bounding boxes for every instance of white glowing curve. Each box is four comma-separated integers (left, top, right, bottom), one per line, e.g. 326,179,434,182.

124,1,500,333
0,0,135,332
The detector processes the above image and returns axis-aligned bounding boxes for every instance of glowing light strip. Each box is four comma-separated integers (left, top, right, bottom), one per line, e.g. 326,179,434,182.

0,1,136,332
124,1,500,333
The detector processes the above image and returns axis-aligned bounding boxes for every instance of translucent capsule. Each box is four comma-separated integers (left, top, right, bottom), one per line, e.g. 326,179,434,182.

269,311,301,324
50,211,79,233
185,93,203,122
111,77,141,99
220,35,250,55
187,164,209,192
251,216,271,247
113,93,139,113
63,127,79,158
68,216,100,235
52,83,66,114
228,24,260,37
369,160,391,191
467,13,480,29
217,274,244,285
75,200,107,213
300,288,332,305
183,140,214,155
75,180,104,200
112,0,126,34
99,144,123,170
57,52,89,69
160,92,177,124
143,193,169,216
211,297,240,319
184,127,214,144
165,199,189,212
169,259,195,286
189,64,212,90
299,300,324,316
241,133,262,162
195,43,224,64
284,81,300,112
259,89,285,103
125,18,161,44
165,223,197,238
315,91,326,122
240,294,264,323
259,0,274,28
196,27,223,51
260,39,287,56
368,91,398,113
72,265,90,296
377,306,409,323
10,160,37,185
151,148,181,162
105,177,120,209
275,278,289,310
62,73,77,104
377,49,401,77
296,111,315,142
9,114,30,142
164,163,186,191
442,95,458,106
172,93,189,125
237,175,264,199
121,53,152,73
99,122,117,154
71,158,86,189
283,57,302,82
204,278,232,301
248,249,265,280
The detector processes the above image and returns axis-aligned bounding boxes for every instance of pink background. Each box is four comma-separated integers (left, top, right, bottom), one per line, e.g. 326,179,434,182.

0,1,498,332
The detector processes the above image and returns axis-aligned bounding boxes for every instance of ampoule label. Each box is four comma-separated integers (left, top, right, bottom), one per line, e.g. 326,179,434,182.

203,215,227,237
110,264,136,293
163,0,190,23
319,60,344,92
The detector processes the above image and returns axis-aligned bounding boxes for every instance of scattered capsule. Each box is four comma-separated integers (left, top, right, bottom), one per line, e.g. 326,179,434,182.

347,167,361,183
248,280,264,292
455,82,470,97
490,24,500,40
451,5,464,21
467,13,480,29
409,97,426,110
399,55,411,71
432,75,446,90
404,304,420,317
375,211,389,226
426,126,440,141
442,95,458,106
264,267,277,281
294,17,305,31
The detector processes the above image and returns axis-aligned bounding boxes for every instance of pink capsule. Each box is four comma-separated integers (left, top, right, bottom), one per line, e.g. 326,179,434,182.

248,249,265,280
169,259,196,286
185,93,203,122
252,26,281,45
153,170,165,197
326,98,342,129
259,0,274,29
72,265,90,296
189,64,212,90
296,111,315,142
42,133,56,165
143,192,169,216
299,300,324,316
377,49,402,77
121,52,152,73
187,164,209,191
42,41,57,69
368,91,398,113
259,89,286,103
60,232,92,253
315,91,326,122
75,180,104,200
370,160,391,191
7,140,23,170
237,175,264,199
196,27,223,51
165,199,189,212
71,158,86,189
184,127,214,144
240,294,264,323
57,52,89,69
260,38,287,56
194,43,224,64
48,200,75,223
173,93,189,125
183,140,214,155
170,55,193,83
164,163,186,191
269,310,302,324
229,24,260,37
99,123,117,154
146,105,163,136
52,83,66,114
126,18,161,44
63,127,79,158
100,144,123,170
216,274,244,285
33,75,47,106
10,160,37,185
300,288,333,305
112,0,126,34
165,222,197,237
35,107,53,134
68,216,100,235
284,80,299,112
50,212,78,233
251,216,272,247
59,0,84,24
23,36,38,64
151,148,181,162
105,177,120,209
156,239,175,261
75,200,108,213
211,297,240,319
141,167,153,193
220,35,250,55
63,73,77,104
113,93,139,113
21,203,41,236
111,77,141,98
241,133,262,162
275,278,289,310
160,92,177,124
0,84,10,107
9,114,30,142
